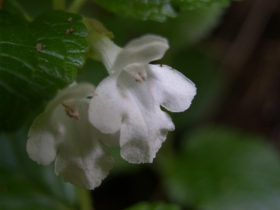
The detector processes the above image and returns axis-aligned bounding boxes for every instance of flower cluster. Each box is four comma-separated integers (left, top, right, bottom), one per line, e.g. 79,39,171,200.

27,35,196,190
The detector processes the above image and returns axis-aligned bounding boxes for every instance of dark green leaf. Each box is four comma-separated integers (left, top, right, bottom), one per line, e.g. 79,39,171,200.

125,202,182,210
160,126,280,210
171,0,230,10
92,0,176,22
0,10,89,131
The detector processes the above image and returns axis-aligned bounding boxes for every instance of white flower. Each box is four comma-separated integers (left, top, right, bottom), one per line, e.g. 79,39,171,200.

89,35,196,163
27,83,114,190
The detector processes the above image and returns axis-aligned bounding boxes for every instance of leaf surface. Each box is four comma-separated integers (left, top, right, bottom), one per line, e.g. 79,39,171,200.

0,10,89,131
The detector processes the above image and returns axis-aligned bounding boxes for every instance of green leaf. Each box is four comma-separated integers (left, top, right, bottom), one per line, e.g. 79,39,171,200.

0,124,79,210
92,0,176,22
160,126,280,210
0,10,89,131
171,0,230,10
125,202,182,210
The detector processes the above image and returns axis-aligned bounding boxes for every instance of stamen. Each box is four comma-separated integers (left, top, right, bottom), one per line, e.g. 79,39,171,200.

61,102,80,120
124,63,147,82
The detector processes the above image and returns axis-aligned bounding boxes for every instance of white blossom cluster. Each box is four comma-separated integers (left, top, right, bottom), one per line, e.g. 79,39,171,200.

27,35,196,190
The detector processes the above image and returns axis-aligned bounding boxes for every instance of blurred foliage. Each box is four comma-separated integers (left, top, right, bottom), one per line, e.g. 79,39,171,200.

159,126,280,210
1,0,32,20
125,202,182,210
0,124,79,210
95,5,224,52
172,0,230,10
169,49,219,129
92,0,176,22
91,0,229,22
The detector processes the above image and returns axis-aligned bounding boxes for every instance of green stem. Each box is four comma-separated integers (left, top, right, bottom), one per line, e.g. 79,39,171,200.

79,189,93,210
53,0,65,10
68,0,87,13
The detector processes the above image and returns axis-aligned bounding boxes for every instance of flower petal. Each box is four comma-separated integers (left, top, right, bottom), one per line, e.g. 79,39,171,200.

27,83,95,165
93,36,122,73
111,35,169,73
118,73,174,163
54,100,114,190
89,74,125,134
90,72,175,163
147,64,196,112
27,113,60,165
97,130,120,147
120,106,174,163
46,83,95,113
